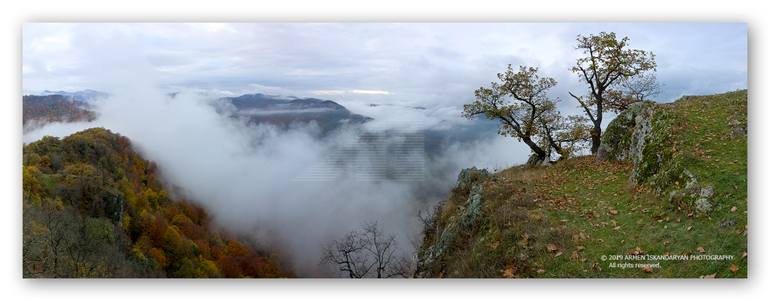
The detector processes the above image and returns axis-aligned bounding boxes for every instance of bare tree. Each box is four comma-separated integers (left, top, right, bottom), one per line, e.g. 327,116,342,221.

321,222,410,278
321,230,371,278
605,72,661,112
569,32,657,154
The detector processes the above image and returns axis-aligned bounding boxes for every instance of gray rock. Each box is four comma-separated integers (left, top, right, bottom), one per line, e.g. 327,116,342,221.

729,119,747,138
719,219,736,228
695,198,712,214
456,167,490,191
603,101,655,162
683,170,698,191
416,184,487,277
700,186,714,199
460,184,484,228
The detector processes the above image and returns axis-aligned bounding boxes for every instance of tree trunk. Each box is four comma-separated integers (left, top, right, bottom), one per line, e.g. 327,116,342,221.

521,136,547,165
590,122,602,154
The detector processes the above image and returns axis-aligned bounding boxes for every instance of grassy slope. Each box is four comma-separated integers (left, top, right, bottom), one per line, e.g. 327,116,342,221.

423,90,747,278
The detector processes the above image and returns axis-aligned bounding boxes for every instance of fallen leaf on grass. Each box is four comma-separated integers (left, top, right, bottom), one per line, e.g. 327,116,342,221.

697,246,706,254
570,250,581,261
546,243,559,252
629,246,644,255
730,206,737,212
642,266,653,273
502,266,516,278
729,264,739,273
701,273,717,279
490,241,500,250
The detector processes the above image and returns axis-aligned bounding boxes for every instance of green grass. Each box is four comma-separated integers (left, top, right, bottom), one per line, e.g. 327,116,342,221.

421,90,747,278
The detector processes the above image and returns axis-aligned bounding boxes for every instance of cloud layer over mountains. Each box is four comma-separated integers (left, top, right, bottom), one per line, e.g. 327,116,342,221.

22,22,746,275
23,85,528,275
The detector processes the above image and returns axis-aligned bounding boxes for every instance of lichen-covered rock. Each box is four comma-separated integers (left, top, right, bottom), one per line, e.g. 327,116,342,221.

695,186,715,214
598,101,655,162
729,118,747,138
417,168,490,277
700,185,714,199
598,100,719,216
456,167,490,192
666,169,714,215
694,198,712,214
460,184,484,228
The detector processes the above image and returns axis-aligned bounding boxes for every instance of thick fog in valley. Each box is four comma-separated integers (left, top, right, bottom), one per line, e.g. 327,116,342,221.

23,91,529,275
22,23,747,276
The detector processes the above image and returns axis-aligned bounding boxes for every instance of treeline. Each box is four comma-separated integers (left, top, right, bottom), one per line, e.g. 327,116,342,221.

23,128,286,278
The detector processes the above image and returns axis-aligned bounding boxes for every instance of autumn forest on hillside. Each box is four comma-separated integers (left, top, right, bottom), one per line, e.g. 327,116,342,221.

22,24,747,278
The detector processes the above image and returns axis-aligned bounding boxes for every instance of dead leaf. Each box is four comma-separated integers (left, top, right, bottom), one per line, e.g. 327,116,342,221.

697,246,706,254
546,243,559,252
702,273,717,279
536,269,545,274
570,250,581,261
742,251,748,259
642,266,653,273
729,264,738,273
502,266,516,278
609,209,618,215
629,246,644,255
731,206,738,212
490,241,500,250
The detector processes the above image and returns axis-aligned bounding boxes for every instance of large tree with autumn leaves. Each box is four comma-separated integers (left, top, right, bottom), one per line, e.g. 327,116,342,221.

568,32,657,154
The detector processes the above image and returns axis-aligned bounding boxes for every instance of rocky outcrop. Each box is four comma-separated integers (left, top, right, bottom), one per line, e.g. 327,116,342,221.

597,100,716,215
415,167,490,277
666,170,715,214
597,101,656,163
455,167,490,192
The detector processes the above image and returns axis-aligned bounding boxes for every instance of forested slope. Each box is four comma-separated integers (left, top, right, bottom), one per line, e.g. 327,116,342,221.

23,128,287,278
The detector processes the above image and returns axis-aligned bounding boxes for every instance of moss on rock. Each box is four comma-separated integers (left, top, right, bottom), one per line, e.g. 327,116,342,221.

598,101,656,162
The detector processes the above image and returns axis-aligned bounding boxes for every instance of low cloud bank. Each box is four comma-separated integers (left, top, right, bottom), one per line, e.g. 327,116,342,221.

23,88,528,276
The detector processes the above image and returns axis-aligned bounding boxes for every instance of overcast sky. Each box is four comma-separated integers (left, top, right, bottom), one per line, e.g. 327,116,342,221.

23,23,747,113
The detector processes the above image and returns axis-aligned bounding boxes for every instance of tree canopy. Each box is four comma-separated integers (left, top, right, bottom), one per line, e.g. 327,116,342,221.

23,128,287,278
464,65,589,164
569,32,657,154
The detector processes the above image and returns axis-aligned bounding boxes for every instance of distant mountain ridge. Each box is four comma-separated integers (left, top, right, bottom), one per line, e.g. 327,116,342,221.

32,89,109,102
23,94,96,127
227,93,348,111
217,93,372,134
